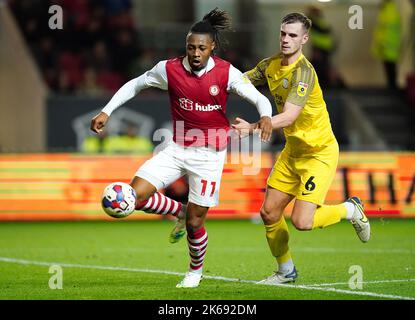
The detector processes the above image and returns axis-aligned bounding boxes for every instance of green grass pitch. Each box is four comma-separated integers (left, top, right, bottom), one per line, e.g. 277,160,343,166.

0,219,414,300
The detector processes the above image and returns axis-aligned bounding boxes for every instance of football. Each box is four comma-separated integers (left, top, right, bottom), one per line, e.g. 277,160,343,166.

101,182,137,218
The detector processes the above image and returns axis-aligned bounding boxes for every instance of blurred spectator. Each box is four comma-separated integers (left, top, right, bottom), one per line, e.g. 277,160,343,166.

57,70,75,94
307,6,335,89
96,71,124,94
79,67,103,96
116,122,154,154
79,14,107,49
82,131,108,153
223,49,249,72
371,0,402,90
10,0,51,45
32,36,57,70
81,123,153,154
9,0,257,95
86,41,113,72
32,36,59,88
111,29,141,78
107,8,135,30
9,0,140,95
58,51,84,88
130,48,157,76
103,0,133,16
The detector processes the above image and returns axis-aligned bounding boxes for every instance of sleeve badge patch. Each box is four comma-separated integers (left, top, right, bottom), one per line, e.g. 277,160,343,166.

297,81,308,97
282,78,289,89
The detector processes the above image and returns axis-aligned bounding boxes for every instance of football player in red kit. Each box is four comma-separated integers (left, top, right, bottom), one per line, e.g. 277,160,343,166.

90,8,272,288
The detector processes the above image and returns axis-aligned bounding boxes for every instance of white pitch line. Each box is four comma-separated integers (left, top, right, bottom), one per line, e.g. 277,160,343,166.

295,247,415,255
303,278,415,287
0,256,414,300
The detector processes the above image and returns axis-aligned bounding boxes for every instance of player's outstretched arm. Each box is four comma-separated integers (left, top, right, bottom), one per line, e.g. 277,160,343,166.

228,66,273,141
89,76,145,134
89,61,168,134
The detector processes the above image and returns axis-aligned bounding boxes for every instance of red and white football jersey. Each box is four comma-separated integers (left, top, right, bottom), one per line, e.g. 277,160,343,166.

166,56,230,150
102,55,272,151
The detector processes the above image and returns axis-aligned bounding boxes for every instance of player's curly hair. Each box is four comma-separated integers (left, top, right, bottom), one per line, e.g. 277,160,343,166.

189,8,232,51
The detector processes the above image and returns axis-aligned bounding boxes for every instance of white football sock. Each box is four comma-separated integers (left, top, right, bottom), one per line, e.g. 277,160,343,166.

278,259,294,273
344,202,356,220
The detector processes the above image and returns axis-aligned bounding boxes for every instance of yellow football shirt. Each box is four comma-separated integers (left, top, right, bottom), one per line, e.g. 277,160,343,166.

245,53,337,156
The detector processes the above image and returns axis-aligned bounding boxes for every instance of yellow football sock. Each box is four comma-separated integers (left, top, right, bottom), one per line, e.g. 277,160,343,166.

265,216,291,264
312,203,347,229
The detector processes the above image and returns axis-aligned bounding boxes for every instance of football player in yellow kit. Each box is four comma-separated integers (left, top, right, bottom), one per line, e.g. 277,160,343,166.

232,12,371,284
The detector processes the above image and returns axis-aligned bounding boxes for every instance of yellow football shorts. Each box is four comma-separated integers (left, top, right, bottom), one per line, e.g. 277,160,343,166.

267,143,339,206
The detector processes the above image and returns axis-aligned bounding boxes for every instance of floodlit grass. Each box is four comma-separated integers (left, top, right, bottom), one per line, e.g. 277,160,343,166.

0,219,414,300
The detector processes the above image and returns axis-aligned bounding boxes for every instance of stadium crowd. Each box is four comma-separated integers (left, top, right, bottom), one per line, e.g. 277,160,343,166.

10,0,143,95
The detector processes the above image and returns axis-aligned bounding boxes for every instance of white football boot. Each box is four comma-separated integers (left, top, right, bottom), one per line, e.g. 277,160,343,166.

176,272,202,288
347,197,371,243
257,266,298,285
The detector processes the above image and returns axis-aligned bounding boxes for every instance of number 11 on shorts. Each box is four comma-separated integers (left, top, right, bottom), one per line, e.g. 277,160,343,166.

201,179,216,197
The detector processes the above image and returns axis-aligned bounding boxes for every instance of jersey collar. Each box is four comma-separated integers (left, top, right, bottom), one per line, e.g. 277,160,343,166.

182,56,215,77
280,53,304,69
